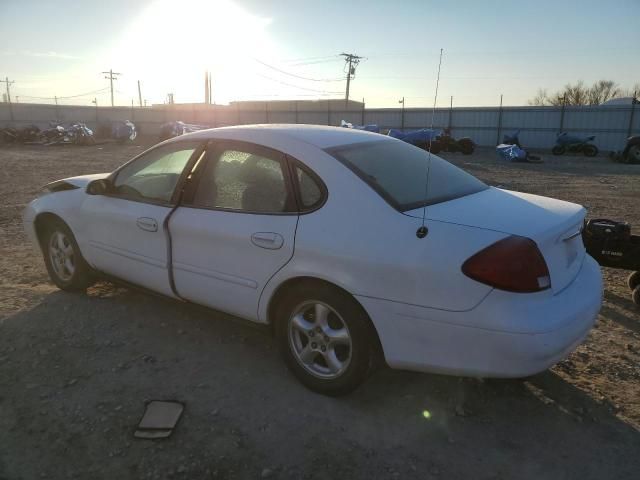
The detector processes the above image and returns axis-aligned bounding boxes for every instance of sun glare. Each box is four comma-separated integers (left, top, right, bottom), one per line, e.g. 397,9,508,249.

109,0,278,104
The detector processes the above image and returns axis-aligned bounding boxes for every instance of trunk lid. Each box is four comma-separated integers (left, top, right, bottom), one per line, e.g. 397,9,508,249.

405,187,586,294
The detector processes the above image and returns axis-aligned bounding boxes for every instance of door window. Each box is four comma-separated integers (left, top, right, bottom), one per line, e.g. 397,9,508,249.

190,147,294,213
113,141,201,203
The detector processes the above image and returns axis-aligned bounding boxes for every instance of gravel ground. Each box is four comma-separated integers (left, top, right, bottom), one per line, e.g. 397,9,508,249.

1,140,639,480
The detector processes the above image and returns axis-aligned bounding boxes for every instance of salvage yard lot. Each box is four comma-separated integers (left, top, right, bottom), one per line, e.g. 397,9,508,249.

1,140,639,479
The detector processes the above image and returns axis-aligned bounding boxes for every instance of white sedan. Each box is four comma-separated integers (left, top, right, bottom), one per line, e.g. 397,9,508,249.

23,125,603,395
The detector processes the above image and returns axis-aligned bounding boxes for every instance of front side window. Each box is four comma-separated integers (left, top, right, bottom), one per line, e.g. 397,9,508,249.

189,147,293,213
113,141,200,203
326,139,487,211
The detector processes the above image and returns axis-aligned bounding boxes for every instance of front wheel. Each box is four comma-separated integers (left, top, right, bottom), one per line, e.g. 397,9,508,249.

275,282,375,396
626,145,640,164
628,271,640,291
552,145,565,155
42,220,95,291
583,144,598,157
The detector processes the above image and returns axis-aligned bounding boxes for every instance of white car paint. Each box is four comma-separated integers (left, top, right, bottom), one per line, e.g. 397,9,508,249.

23,125,603,378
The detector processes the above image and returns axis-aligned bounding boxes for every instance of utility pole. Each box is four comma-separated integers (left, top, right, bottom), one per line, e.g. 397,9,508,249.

399,97,405,130
3,77,14,103
92,98,98,123
204,71,210,104
340,53,363,107
209,73,213,104
137,80,143,107
102,69,121,107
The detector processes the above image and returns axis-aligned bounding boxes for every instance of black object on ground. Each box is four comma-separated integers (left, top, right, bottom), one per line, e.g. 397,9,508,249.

583,218,640,306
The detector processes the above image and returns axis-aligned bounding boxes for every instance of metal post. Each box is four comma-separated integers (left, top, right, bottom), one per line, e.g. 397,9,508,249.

92,98,98,123
294,101,299,124
448,96,453,130
627,90,637,138
559,94,567,133
399,97,405,131
361,97,365,126
138,80,143,107
496,94,503,145
54,96,59,121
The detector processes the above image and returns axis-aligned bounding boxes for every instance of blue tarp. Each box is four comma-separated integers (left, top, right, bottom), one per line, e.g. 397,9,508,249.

387,128,441,144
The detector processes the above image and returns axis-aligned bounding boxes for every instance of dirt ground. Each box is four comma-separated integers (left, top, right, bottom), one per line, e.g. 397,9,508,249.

0,139,639,480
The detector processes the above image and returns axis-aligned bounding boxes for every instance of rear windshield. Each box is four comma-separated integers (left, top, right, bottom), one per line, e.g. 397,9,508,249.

326,139,487,211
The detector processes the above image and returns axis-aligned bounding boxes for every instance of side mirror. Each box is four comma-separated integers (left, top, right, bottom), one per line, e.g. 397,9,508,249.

86,178,113,195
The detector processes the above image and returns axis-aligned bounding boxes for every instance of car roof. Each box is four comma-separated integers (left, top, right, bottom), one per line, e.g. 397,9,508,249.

181,124,389,149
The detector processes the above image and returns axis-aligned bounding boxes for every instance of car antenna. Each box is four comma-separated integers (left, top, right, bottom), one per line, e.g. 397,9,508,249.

416,48,443,239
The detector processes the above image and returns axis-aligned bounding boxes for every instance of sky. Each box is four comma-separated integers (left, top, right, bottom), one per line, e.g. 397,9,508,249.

1,0,639,108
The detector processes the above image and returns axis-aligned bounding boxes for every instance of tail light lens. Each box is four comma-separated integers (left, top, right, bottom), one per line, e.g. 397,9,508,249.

462,236,551,293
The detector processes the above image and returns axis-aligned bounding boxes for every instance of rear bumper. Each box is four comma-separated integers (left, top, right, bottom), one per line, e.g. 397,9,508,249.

357,255,603,378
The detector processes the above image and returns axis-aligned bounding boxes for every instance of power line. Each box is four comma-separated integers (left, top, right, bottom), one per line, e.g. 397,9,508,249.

254,72,342,95
253,58,343,82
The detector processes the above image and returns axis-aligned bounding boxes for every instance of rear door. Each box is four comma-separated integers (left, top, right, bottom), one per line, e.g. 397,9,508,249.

169,141,299,320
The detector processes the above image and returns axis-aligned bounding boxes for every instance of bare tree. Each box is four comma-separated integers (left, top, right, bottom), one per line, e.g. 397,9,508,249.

587,80,620,104
529,80,631,106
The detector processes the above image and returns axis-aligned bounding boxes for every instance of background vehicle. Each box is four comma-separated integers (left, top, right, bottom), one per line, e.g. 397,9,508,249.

610,135,640,164
552,132,598,157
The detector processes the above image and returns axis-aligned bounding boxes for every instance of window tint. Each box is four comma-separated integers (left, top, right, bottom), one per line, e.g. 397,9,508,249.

326,139,487,211
114,142,199,203
295,166,323,209
191,148,291,213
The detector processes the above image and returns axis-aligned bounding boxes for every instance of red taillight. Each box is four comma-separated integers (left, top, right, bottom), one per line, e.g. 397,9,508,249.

462,236,551,293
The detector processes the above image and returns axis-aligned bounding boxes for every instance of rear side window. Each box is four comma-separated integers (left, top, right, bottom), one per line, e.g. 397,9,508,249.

295,165,323,210
326,139,487,211
188,148,294,213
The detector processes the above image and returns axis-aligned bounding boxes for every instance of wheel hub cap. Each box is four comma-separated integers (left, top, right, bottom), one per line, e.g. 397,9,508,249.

288,301,352,379
48,231,75,281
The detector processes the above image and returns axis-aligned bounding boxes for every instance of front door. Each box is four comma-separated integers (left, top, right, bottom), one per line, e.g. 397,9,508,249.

81,140,204,296
170,141,298,320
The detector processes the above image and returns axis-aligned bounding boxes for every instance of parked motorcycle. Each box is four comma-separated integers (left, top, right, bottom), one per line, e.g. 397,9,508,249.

430,128,475,155
609,135,640,164
552,132,598,157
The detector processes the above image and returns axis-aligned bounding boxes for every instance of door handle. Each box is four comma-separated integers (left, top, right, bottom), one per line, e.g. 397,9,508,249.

251,232,284,250
136,217,158,232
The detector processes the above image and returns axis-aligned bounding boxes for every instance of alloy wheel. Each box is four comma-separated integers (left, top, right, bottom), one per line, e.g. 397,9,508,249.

288,300,352,379
48,230,75,281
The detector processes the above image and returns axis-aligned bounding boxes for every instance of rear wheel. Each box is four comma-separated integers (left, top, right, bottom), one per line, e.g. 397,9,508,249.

552,145,565,155
458,138,474,155
275,282,375,396
583,144,598,157
627,145,640,164
42,220,95,291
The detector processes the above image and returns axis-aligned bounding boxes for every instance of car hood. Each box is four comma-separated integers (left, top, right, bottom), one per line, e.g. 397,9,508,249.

46,173,110,189
405,187,588,294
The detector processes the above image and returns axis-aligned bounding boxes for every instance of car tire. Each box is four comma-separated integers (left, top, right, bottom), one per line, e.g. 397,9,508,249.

275,282,375,396
458,138,474,155
584,145,598,157
628,271,640,291
627,145,640,164
632,286,640,307
42,219,95,291
552,145,565,155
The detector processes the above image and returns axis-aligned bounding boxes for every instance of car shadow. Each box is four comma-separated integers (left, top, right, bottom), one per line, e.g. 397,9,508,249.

1,283,639,480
